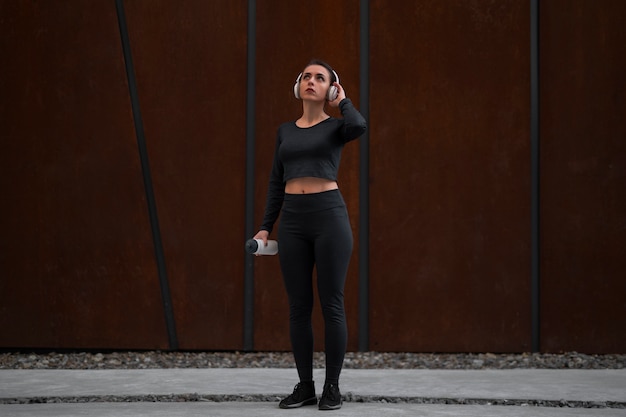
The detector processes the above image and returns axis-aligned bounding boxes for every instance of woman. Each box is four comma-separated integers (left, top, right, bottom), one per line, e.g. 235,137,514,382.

253,59,367,410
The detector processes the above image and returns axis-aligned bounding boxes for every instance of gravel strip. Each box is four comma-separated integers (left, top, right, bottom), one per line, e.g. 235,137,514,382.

3,394,625,409
1,351,625,370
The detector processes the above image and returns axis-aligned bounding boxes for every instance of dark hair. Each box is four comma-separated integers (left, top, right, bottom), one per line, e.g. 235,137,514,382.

305,59,336,84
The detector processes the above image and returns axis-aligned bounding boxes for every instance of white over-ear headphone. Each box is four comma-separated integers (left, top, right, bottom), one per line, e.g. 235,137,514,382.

293,69,340,101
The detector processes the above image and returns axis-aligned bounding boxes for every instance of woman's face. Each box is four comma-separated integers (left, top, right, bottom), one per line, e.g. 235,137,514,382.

299,64,332,101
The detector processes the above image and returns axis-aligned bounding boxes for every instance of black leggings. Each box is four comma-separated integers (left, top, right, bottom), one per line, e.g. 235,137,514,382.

277,189,353,385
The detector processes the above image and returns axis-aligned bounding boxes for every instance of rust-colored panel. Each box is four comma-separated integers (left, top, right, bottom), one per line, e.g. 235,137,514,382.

123,1,248,350
369,0,531,352
0,1,168,349
540,0,626,353
253,0,362,352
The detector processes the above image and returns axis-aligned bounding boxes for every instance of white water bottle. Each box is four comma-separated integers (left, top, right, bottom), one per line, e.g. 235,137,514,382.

245,238,278,255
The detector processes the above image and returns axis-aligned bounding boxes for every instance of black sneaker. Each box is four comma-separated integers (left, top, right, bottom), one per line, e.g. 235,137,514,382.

318,382,342,410
278,381,317,409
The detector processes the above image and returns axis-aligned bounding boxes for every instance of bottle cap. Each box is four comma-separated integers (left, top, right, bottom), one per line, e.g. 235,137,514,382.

245,239,260,254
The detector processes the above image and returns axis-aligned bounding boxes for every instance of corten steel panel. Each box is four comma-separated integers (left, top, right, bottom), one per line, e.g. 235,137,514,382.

254,0,362,351
0,1,169,349
540,1,626,353
370,0,531,352
123,1,248,350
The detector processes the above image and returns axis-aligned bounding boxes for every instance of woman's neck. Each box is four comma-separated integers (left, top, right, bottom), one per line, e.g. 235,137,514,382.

298,100,329,127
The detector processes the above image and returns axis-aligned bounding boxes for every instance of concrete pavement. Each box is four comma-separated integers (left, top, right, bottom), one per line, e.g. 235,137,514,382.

1,368,625,416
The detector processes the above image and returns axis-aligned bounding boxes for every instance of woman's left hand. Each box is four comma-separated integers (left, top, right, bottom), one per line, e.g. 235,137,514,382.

328,82,346,107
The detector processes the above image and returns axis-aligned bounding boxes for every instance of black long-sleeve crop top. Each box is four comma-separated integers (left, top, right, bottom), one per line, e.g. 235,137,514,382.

260,98,367,233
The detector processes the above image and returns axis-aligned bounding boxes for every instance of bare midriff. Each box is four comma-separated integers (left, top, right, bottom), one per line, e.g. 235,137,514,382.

285,177,338,194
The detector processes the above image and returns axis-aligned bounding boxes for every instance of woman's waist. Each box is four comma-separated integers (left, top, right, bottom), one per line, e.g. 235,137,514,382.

282,188,346,213
285,177,338,195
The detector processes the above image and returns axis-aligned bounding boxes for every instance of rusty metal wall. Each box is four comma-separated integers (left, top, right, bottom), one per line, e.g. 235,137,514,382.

0,1,169,349
122,1,248,350
539,0,626,353
1,0,624,353
368,0,532,352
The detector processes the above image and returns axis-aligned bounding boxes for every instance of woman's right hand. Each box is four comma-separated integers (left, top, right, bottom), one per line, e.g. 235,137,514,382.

252,230,269,247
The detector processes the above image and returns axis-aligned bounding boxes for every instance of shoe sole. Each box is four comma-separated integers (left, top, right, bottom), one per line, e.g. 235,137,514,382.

319,402,342,411
279,397,317,409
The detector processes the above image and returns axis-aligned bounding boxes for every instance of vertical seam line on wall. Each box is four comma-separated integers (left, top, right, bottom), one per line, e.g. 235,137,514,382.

530,0,541,352
243,0,257,352
358,0,370,352
115,0,178,350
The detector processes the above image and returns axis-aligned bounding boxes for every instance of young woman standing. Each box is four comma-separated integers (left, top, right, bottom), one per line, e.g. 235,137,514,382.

253,59,367,410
